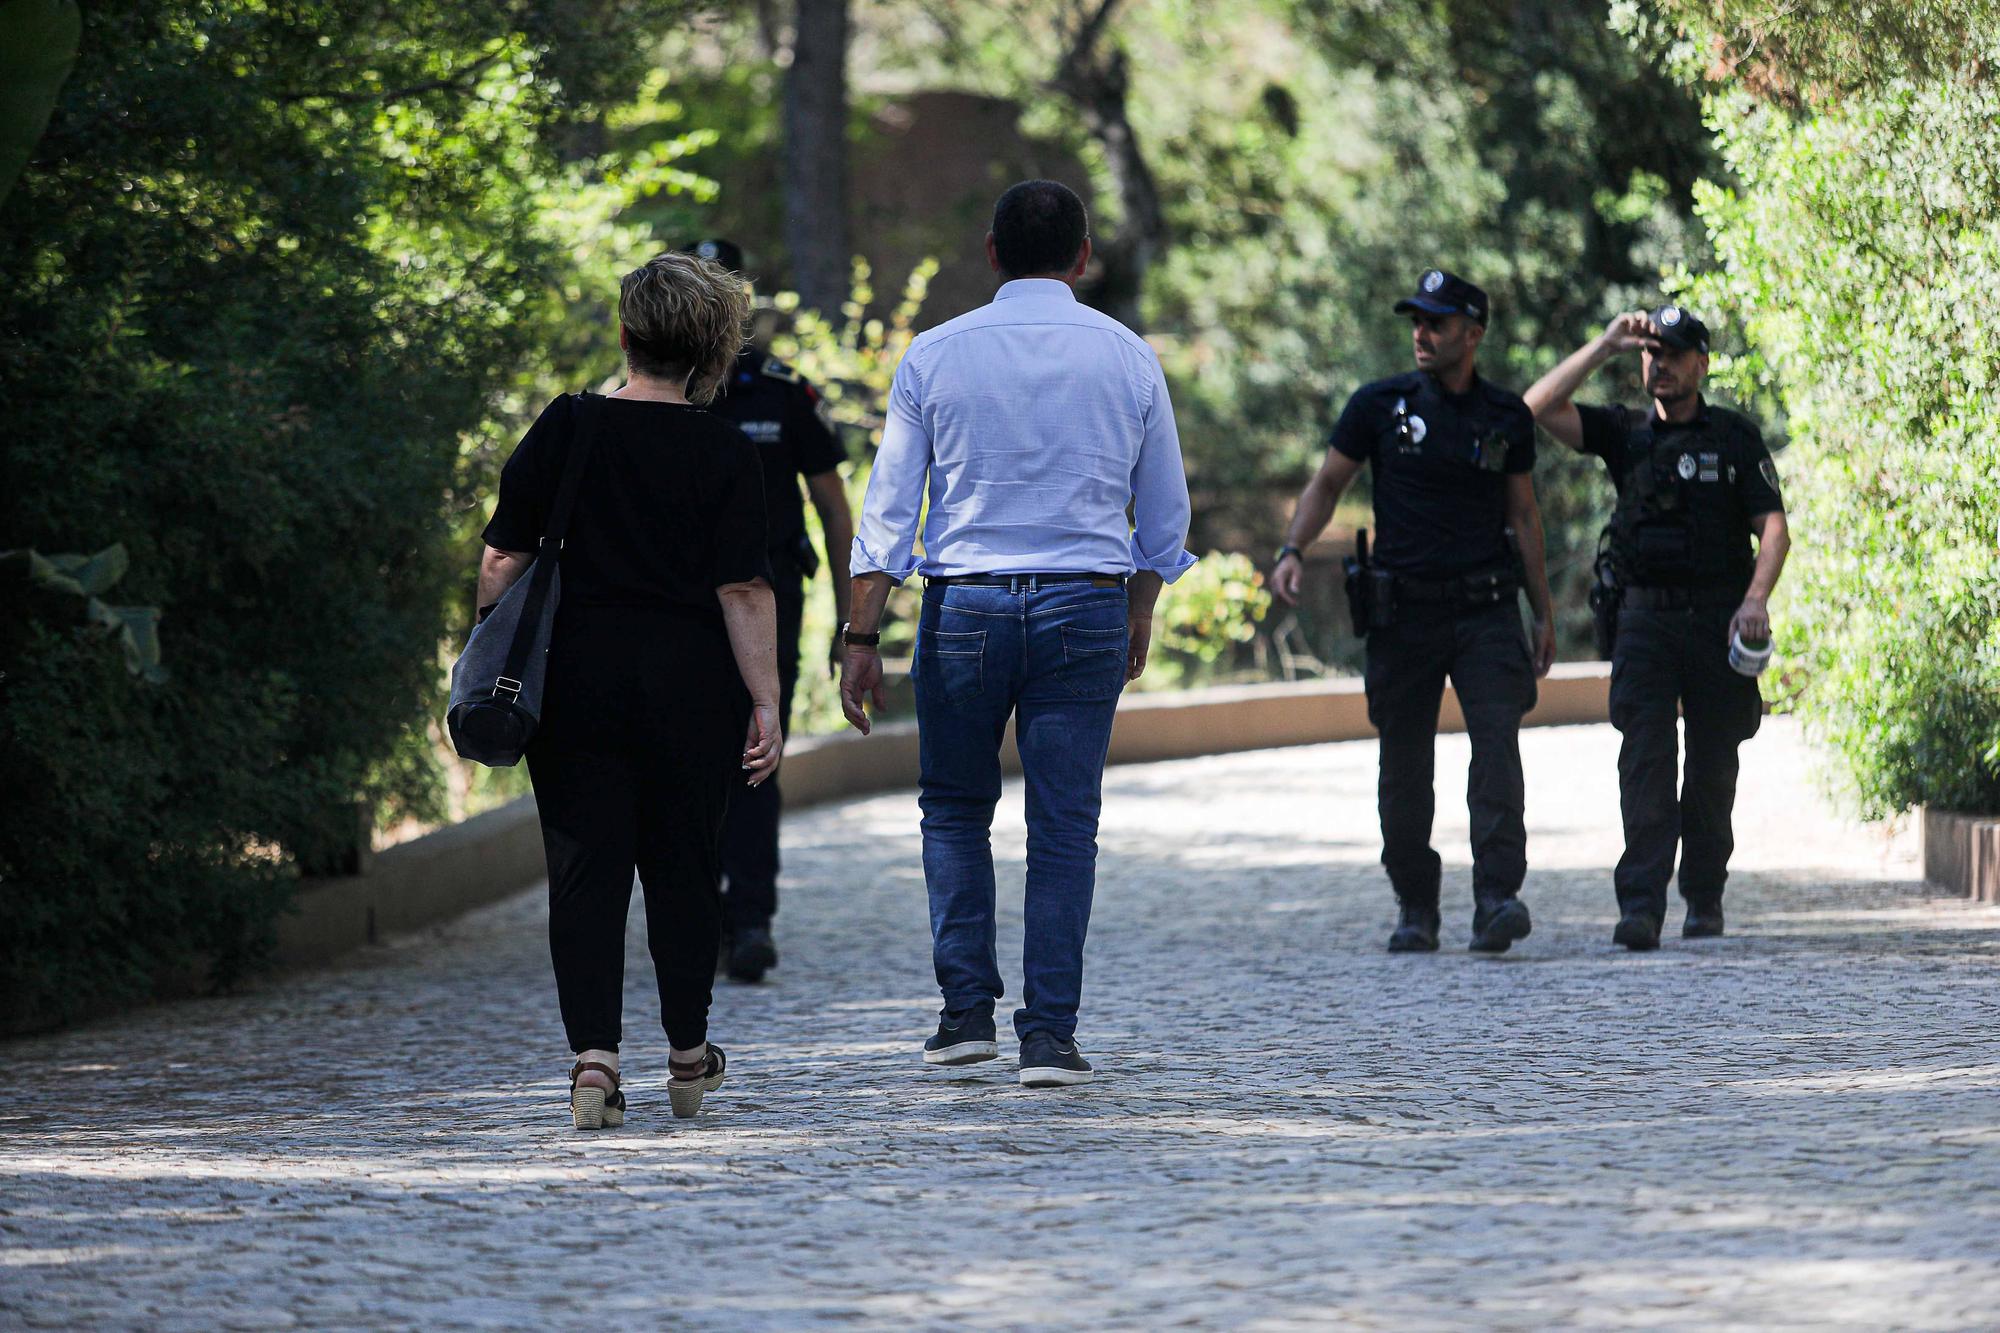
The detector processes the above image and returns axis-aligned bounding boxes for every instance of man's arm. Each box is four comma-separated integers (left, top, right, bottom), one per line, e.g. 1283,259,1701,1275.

836,571,894,734
1524,312,1658,452
806,468,855,675
1271,450,1364,606
477,545,533,614
1731,510,1791,644
1126,352,1197,682
1505,473,1557,676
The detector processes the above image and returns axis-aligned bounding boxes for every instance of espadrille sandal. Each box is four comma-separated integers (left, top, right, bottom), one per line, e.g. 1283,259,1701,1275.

568,1060,626,1131
667,1044,726,1120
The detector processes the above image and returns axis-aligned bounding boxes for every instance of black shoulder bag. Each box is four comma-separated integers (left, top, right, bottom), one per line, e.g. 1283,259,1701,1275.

446,393,604,767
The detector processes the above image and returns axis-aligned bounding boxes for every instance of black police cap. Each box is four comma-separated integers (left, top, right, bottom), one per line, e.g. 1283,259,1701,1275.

1650,305,1710,353
683,238,746,272
1394,268,1488,326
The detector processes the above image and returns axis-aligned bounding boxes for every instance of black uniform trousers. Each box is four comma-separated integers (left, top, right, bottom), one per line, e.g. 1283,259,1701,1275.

1608,603,1763,920
719,565,805,930
1363,599,1538,910
527,607,749,1052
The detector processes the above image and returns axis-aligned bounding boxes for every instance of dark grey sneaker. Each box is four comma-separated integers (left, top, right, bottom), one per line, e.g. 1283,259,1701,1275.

922,1009,998,1066
1469,897,1532,954
1018,1033,1093,1088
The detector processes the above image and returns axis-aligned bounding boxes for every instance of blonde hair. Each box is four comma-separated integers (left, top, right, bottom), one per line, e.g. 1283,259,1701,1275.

617,252,750,404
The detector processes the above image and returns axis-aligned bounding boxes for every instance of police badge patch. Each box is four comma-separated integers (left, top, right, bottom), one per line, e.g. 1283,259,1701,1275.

1760,458,1782,495
1677,454,1697,480
1407,415,1428,444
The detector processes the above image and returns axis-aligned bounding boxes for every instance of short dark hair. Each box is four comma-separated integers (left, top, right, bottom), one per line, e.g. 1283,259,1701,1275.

991,180,1089,278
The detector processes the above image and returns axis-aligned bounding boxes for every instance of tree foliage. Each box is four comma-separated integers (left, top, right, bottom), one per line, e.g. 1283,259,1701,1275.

0,0,690,1024
1632,2,2000,816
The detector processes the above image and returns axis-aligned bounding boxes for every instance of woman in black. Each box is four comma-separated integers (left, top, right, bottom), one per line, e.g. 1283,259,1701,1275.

478,253,782,1130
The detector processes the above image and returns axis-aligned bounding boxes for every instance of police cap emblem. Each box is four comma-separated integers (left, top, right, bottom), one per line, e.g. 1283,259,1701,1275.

1677,453,1697,480
695,241,720,260
1660,306,1682,326
1422,270,1444,293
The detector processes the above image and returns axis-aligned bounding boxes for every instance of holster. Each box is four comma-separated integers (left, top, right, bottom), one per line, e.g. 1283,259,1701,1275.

1588,553,1621,660
1367,569,1398,630
1342,556,1371,638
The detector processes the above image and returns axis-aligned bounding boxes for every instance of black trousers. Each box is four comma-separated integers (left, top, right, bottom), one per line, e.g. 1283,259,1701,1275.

1608,604,1763,919
719,570,804,931
527,607,749,1052
1363,599,1537,911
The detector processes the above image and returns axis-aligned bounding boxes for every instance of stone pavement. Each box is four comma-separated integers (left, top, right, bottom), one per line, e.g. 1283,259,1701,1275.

4,719,1999,1330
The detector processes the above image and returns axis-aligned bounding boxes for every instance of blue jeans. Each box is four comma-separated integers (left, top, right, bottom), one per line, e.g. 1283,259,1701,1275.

914,578,1129,1042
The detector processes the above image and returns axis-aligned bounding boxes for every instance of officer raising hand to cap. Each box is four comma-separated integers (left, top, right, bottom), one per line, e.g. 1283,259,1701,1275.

687,238,856,983
1525,306,1790,950
1275,269,1556,956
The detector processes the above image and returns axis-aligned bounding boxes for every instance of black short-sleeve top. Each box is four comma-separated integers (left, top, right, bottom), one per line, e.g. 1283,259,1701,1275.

1327,370,1537,578
482,395,773,618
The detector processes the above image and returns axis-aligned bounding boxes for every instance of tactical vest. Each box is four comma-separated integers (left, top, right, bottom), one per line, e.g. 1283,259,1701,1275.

1604,412,1759,589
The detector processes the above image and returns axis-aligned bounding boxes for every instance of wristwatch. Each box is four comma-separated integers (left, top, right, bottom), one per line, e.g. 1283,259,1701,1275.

1274,544,1303,564
839,621,881,648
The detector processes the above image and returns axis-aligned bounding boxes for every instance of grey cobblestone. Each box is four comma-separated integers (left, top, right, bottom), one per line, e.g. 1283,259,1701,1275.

4,720,1998,1329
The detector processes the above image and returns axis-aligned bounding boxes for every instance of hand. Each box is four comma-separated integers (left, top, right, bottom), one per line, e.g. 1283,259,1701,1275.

1272,552,1304,606
742,703,783,786
827,629,847,677
838,645,889,735
1127,612,1154,682
1530,615,1556,678
1729,595,1771,646
1601,310,1661,356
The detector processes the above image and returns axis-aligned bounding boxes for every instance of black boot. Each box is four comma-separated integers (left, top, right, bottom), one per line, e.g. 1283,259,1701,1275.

1469,894,1533,954
1387,903,1441,953
727,925,778,982
1682,899,1726,939
1613,909,1662,951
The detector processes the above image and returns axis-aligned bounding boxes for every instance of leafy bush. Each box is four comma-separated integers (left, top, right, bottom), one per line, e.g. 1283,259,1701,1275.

1630,5,2000,816
0,2,686,1025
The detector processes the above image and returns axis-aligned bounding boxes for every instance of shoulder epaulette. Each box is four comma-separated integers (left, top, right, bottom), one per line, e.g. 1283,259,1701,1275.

759,356,802,384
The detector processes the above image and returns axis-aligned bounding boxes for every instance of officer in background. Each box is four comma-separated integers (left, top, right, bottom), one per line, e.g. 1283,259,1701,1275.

1274,270,1557,954
1525,307,1789,950
688,238,855,982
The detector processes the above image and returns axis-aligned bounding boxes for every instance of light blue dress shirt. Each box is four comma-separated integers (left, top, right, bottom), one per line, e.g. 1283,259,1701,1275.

851,278,1197,584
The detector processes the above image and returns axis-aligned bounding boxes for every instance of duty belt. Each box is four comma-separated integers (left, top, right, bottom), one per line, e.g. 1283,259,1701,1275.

1623,585,1743,610
926,572,1126,590
1390,570,1517,606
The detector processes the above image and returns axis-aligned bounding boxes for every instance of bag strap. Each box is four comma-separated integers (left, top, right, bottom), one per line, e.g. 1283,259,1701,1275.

494,394,603,700
542,392,604,548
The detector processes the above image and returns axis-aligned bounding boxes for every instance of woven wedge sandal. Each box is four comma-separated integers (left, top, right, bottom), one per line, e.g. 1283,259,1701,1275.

667,1044,726,1120
568,1060,626,1131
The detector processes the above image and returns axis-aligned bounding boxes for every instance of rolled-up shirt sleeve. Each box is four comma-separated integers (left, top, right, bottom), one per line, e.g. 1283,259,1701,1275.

1128,351,1198,583
850,347,931,583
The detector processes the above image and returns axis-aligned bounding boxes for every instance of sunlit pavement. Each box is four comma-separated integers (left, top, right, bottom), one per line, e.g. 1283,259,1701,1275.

4,719,1997,1330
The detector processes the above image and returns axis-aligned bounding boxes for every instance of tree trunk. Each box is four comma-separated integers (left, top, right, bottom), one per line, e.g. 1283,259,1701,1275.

782,0,851,320
1051,0,1166,331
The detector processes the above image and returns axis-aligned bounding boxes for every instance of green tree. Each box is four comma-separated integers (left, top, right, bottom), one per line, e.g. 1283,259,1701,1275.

0,0,694,1024
1627,1,2000,815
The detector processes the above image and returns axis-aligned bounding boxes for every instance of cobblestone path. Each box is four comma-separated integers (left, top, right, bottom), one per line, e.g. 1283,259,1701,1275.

5,720,1998,1330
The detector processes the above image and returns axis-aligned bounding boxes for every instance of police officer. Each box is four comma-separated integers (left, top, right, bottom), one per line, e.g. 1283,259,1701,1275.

1525,307,1790,949
1275,270,1557,954
688,238,855,981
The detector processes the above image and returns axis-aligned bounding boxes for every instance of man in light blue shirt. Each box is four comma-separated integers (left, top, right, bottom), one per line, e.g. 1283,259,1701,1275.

837,180,1195,1088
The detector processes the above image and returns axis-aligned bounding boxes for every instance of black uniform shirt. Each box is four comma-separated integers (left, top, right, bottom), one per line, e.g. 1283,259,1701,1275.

1576,399,1783,587
706,349,845,561
1329,370,1537,578
483,395,771,618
